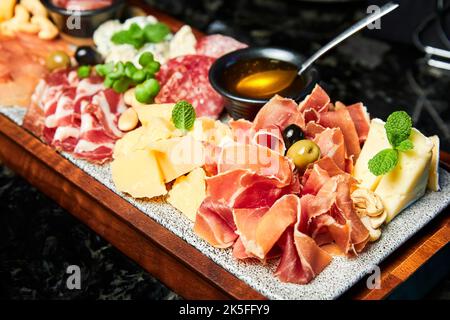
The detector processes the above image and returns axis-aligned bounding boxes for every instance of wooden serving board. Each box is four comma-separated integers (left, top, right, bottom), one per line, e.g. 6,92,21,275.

0,2,449,300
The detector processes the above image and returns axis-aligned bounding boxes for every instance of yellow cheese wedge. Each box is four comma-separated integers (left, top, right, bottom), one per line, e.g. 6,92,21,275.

0,0,16,22
189,117,232,145
353,119,391,190
113,126,147,159
374,128,433,222
167,168,206,221
113,118,179,159
149,135,205,183
111,149,167,199
427,135,440,191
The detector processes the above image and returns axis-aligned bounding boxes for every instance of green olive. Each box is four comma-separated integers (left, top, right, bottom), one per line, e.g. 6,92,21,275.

46,50,71,71
286,139,321,171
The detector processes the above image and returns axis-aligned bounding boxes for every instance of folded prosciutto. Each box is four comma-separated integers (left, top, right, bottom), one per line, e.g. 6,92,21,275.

194,84,371,285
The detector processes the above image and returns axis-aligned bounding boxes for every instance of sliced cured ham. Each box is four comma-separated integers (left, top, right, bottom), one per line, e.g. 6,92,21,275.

218,143,293,185
298,84,330,113
0,33,71,107
346,103,370,144
313,128,346,171
234,194,299,259
252,95,303,131
24,69,126,163
318,108,361,159
194,197,238,248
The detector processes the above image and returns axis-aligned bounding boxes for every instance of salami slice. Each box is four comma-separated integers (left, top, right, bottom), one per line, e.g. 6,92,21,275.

196,34,248,58
156,55,225,118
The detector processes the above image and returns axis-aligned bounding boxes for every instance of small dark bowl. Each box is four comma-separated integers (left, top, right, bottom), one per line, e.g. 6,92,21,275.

42,0,125,40
209,47,319,120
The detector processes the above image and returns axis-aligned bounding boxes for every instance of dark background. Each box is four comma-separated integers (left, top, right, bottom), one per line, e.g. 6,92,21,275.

1,0,449,299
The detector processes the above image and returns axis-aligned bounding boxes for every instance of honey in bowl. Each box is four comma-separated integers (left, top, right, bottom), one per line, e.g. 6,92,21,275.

222,58,306,100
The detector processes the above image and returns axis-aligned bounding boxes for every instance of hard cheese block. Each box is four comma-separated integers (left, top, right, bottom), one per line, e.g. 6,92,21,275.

167,167,206,221
375,128,433,222
428,135,440,191
113,118,178,159
353,119,390,190
149,135,205,183
353,118,434,223
111,149,167,199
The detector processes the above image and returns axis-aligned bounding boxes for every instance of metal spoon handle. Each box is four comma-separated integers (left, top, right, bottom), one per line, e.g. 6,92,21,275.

298,2,399,75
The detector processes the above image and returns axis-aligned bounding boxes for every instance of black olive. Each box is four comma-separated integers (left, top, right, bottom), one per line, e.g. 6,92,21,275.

283,124,304,150
75,46,103,66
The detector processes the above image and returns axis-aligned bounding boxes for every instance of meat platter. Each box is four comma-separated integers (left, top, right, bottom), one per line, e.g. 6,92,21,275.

0,0,449,299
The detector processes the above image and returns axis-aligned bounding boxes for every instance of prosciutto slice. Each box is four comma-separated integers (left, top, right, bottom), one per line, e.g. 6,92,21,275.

318,108,361,159
194,197,237,248
252,95,304,131
298,84,330,113
313,128,346,171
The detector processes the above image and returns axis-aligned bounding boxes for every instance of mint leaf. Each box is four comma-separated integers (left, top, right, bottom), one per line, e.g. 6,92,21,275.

172,100,196,131
144,23,171,43
368,148,399,176
384,111,412,147
396,139,414,152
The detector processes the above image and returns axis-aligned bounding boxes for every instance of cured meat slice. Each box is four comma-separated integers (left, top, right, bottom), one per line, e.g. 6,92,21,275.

24,69,125,163
318,107,361,159
304,122,326,139
206,169,293,209
313,127,346,171
194,197,238,248
155,55,225,118
229,118,254,144
234,194,299,259
0,33,71,107
252,95,303,131
298,84,330,113
346,102,370,144
195,34,248,58
218,143,293,185
252,126,286,154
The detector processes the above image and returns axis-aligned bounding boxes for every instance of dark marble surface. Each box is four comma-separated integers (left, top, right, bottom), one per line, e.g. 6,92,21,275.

1,0,449,300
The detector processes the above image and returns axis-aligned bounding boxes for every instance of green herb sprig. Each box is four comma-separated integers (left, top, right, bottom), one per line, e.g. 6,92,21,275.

172,100,196,131
111,22,171,49
368,111,414,176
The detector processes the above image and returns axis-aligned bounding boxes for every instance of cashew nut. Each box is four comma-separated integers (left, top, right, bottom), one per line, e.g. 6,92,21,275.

31,15,58,40
351,188,387,242
21,0,47,17
0,4,39,35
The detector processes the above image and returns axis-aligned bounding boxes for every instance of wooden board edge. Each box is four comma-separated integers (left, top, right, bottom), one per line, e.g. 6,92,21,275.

0,113,266,300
